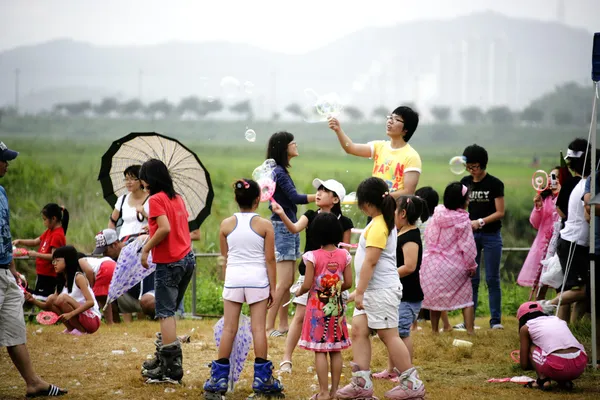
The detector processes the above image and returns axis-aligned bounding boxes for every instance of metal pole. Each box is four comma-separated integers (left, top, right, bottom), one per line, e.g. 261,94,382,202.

191,264,197,317
14,68,20,114
590,81,598,369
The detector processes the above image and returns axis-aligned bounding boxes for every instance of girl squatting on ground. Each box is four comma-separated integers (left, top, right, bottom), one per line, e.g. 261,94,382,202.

204,179,283,399
295,212,353,400
139,159,197,384
25,245,102,335
337,177,425,400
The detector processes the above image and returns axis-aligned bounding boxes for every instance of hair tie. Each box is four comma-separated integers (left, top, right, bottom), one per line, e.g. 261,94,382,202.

406,197,411,204
461,185,468,197
382,191,389,198
242,180,250,189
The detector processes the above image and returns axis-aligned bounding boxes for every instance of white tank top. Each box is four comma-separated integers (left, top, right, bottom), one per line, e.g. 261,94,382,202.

62,272,102,318
224,213,269,288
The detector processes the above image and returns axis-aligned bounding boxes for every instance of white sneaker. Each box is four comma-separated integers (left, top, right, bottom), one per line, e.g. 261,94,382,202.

491,324,504,330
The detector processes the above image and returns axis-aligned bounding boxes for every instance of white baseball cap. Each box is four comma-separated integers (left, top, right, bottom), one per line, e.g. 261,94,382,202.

312,179,346,202
93,229,119,255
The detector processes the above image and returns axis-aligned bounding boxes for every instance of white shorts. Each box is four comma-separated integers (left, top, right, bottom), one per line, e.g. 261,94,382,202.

353,287,402,330
291,276,308,306
0,269,27,347
223,287,269,305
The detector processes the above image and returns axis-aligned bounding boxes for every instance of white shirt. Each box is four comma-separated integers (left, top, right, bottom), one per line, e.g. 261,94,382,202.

224,213,269,288
83,256,113,275
114,193,150,240
560,179,589,246
62,272,101,318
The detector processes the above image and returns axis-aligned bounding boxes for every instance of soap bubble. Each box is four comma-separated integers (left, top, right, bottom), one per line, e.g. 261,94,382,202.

245,129,256,142
315,92,344,118
206,96,215,103
243,81,255,94
449,156,467,175
252,159,277,182
220,76,240,98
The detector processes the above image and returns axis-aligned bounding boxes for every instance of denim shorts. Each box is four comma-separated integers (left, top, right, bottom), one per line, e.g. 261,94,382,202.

154,251,196,318
272,220,300,262
398,300,422,338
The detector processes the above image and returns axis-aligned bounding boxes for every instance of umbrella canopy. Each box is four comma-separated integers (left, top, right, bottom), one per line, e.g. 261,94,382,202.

98,132,213,231
213,314,253,392
105,236,156,307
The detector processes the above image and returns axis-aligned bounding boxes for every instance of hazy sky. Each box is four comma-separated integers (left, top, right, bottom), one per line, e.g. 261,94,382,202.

0,0,597,54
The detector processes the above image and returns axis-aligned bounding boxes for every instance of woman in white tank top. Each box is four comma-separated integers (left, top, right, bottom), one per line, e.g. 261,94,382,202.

25,245,101,334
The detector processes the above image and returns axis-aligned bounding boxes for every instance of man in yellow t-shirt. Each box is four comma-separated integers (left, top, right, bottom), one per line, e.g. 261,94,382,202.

329,106,421,197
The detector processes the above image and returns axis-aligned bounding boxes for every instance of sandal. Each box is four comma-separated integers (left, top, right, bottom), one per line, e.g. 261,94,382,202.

26,384,68,397
525,377,552,391
279,360,292,374
268,330,286,337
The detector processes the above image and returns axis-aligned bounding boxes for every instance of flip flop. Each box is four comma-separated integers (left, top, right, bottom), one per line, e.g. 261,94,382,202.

269,330,284,337
279,360,292,373
26,384,67,397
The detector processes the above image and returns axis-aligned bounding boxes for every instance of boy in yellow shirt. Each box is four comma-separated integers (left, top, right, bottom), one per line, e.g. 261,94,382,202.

329,106,421,197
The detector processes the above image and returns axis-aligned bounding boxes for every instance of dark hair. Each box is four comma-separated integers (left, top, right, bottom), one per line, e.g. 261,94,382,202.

443,182,469,211
415,186,439,217
311,212,343,247
392,106,419,142
566,138,592,177
42,203,70,234
396,195,430,224
139,159,176,199
518,311,546,330
317,185,342,216
123,165,142,179
266,131,294,172
357,177,396,234
462,144,489,170
233,179,260,208
53,245,82,294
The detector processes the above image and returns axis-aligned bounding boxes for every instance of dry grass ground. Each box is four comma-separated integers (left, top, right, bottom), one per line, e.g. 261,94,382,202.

1,317,598,400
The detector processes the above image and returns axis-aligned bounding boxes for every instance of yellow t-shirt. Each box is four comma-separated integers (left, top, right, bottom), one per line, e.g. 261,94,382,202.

369,141,421,192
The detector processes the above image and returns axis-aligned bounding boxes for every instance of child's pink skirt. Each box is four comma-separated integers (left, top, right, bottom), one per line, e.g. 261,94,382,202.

532,346,587,381
78,310,100,334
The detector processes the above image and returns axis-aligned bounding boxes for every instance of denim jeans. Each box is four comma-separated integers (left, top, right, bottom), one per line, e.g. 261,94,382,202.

155,252,196,318
471,230,503,327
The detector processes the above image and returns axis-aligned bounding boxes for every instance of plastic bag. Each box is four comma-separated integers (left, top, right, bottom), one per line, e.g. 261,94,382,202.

539,253,564,289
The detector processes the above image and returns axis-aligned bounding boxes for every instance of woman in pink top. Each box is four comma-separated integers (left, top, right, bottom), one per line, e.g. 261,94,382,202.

420,182,478,335
517,167,561,291
518,301,587,391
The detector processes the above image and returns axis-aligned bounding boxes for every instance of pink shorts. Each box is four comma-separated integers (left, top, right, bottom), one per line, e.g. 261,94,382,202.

532,346,587,382
222,287,269,305
78,310,100,334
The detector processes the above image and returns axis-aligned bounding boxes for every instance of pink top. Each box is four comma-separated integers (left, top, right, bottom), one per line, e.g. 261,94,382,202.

517,195,560,287
526,316,585,355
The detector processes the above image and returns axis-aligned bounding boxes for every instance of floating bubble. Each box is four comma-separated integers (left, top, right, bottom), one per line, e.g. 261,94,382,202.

252,159,277,182
532,170,549,192
206,96,215,103
220,76,240,98
315,92,344,117
449,156,467,175
243,81,255,94
245,129,256,143
96,192,100,196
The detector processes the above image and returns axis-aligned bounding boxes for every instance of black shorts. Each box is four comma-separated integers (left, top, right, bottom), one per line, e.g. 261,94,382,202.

556,238,589,291
27,274,58,300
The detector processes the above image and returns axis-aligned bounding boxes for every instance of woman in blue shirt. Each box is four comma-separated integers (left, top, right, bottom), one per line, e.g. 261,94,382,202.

265,131,315,337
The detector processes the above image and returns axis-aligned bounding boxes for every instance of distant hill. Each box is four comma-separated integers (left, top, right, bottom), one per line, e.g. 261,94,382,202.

0,11,593,115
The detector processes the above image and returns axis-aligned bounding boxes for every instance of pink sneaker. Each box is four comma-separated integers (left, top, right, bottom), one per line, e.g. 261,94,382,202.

384,368,425,400
336,362,378,400
373,369,398,380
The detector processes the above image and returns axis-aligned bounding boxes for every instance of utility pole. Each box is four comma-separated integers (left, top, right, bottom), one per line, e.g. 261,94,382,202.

14,68,20,114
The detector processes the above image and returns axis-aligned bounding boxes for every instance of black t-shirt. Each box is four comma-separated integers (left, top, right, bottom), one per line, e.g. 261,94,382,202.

461,173,504,233
556,176,582,220
298,210,354,275
397,228,423,302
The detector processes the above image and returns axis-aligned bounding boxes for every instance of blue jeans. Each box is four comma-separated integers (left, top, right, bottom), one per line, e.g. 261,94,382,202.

471,231,503,327
155,252,196,318
397,301,422,338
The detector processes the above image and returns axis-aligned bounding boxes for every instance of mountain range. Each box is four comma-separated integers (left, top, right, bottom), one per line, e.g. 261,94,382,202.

0,11,595,116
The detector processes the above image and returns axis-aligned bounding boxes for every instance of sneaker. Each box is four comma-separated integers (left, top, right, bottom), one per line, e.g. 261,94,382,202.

373,369,398,380
491,324,504,330
452,323,467,332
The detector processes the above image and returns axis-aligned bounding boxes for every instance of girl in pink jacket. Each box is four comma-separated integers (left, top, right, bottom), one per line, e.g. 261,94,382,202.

420,182,478,335
517,168,561,290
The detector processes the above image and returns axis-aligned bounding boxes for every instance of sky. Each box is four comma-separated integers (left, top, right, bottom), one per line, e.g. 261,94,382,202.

0,0,597,54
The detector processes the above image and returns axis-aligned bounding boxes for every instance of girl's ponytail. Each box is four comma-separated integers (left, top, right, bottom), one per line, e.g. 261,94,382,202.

41,203,69,234
381,193,396,233
61,207,69,235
